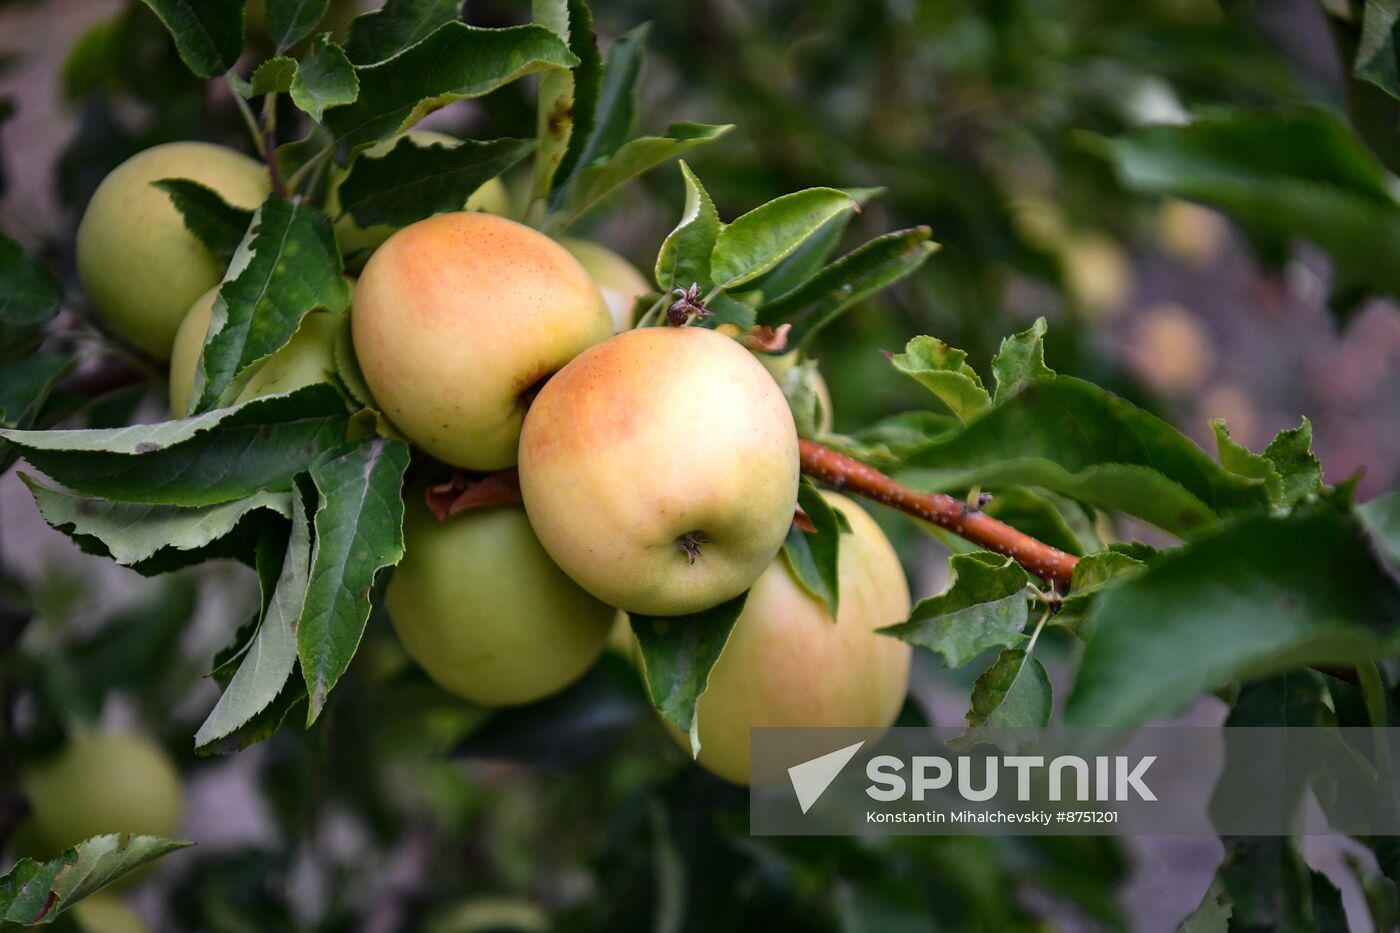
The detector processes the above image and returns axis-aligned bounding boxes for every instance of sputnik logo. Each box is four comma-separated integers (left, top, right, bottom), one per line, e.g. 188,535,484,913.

787,741,865,814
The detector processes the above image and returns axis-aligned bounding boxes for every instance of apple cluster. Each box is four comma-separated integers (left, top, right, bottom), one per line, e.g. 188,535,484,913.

73,136,913,784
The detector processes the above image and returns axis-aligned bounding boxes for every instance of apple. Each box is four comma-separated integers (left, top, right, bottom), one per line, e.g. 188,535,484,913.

352,212,612,470
76,142,271,359
15,731,182,858
386,494,614,706
559,238,652,331
167,287,342,415
670,492,912,784
518,325,800,616
71,893,148,933
326,130,512,257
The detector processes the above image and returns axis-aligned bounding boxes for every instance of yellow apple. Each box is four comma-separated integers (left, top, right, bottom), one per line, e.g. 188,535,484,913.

352,212,612,470
518,326,800,616
559,238,652,331
72,893,148,933
15,731,182,858
386,495,614,706
326,130,512,257
76,142,270,359
167,287,342,415
671,492,912,784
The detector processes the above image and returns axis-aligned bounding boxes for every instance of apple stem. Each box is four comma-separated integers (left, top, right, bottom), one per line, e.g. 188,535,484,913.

797,438,1079,587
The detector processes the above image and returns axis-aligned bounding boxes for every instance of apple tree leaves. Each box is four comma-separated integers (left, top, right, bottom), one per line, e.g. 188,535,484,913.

0,834,191,926
336,135,536,229
190,195,349,414
630,592,749,755
653,165,937,334
2,387,411,742
139,0,245,78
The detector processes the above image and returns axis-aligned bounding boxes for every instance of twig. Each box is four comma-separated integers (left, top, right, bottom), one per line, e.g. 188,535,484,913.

262,95,287,198
799,439,1363,684
798,438,1078,586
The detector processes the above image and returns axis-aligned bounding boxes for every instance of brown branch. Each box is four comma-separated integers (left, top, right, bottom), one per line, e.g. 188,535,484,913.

798,439,1361,684
798,438,1079,586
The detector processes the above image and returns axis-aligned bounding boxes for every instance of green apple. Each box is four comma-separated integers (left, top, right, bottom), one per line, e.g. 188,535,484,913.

76,142,270,359
559,238,652,331
167,287,342,415
386,494,614,706
352,212,612,470
72,893,148,933
519,326,800,616
16,731,182,858
325,130,512,257
670,492,912,784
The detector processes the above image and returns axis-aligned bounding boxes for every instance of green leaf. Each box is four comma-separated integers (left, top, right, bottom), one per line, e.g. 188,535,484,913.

249,56,297,96
1359,491,1400,566
332,317,375,409
152,179,254,263
0,834,191,926
139,0,245,77
344,0,462,65
21,474,290,571
979,487,1090,558
881,552,1029,668
631,591,748,752
0,232,62,331
889,335,990,423
1356,0,1400,99
290,37,359,122
551,22,649,201
0,355,75,429
1064,505,1400,727
552,123,732,231
1096,107,1400,312
196,484,310,748
337,135,535,229
710,188,857,289
1052,549,1146,635
1213,418,1282,502
755,227,937,348
770,358,829,439
990,317,1052,401
324,22,577,156
821,410,959,472
654,160,720,293
780,481,843,617
533,0,597,201
898,375,1269,537
956,647,1052,747
193,195,348,412
1262,419,1323,508
266,0,330,54
298,438,409,723
0,385,351,507
742,187,881,301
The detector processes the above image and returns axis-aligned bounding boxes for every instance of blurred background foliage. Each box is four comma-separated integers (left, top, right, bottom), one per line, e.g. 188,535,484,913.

1,0,1399,930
